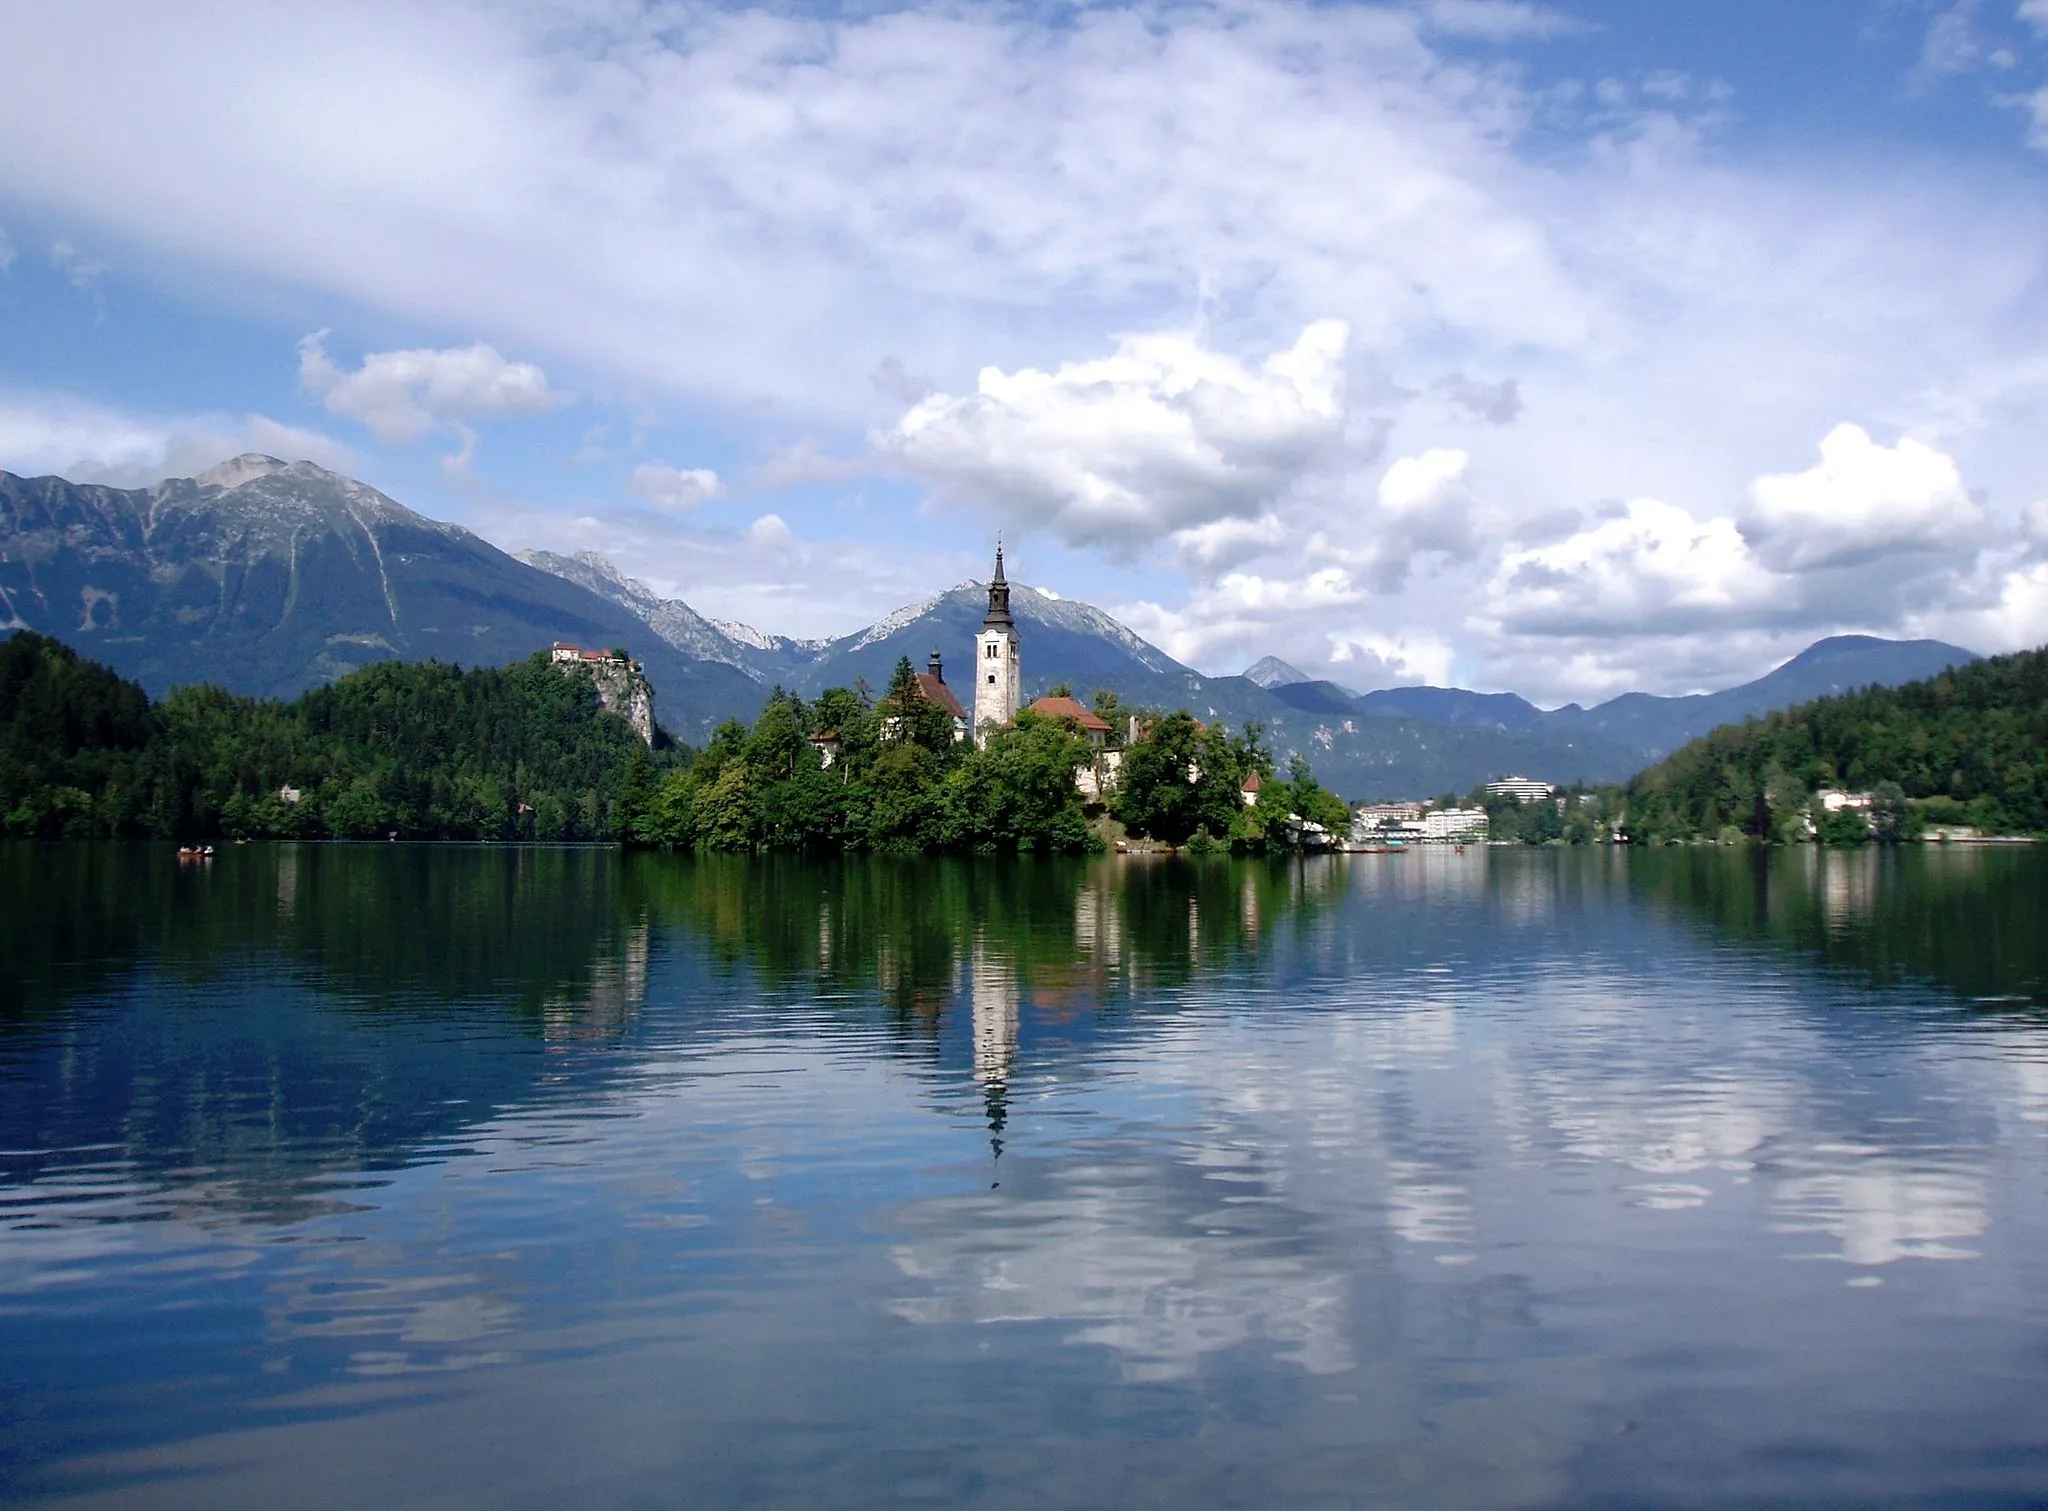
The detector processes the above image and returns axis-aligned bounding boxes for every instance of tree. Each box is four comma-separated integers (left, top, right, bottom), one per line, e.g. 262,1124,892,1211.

746,687,814,782
695,761,756,850
1090,688,1128,747
880,656,958,762
949,710,1096,852
1114,712,1250,845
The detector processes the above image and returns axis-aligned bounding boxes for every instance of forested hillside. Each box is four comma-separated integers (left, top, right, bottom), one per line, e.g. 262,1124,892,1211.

1623,645,2048,841
1,633,664,841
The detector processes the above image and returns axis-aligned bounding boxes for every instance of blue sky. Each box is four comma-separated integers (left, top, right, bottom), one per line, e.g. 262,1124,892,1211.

4,0,2048,702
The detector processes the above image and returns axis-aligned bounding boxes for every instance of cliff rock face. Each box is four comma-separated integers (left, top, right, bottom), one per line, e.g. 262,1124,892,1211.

557,658,656,745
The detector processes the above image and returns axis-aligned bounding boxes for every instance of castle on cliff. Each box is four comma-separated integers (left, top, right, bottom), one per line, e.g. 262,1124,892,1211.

550,642,655,745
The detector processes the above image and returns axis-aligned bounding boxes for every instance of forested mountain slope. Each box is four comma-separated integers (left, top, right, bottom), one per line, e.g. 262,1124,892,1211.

0,632,665,841
1624,645,2048,840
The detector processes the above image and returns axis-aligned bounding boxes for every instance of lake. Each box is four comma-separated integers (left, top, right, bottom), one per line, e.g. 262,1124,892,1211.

4,843,2048,1508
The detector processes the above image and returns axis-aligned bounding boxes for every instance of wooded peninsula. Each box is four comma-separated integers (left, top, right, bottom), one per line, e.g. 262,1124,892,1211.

4,629,2042,850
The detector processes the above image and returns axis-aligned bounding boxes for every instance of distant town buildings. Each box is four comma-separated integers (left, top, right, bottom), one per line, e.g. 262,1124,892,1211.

1485,775,1554,804
1349,802,1487,845
1422,807,1490,841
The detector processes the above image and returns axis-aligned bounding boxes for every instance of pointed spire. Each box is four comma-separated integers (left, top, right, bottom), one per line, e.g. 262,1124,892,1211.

982,537,1014,629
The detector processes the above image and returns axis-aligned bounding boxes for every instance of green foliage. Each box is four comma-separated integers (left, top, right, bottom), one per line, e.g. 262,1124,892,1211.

1,630,1299,858
1112,711,1260,846
0,633,670,840
881,655,960,764
1621,645,2048,842
949,711,1097,854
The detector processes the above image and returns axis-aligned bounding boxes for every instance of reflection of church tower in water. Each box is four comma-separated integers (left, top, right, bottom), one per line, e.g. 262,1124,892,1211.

974,543,1021,745
970,946,1020,1177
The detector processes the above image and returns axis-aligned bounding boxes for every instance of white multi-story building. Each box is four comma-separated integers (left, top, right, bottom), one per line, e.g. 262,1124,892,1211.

1485,776,1554,804
1422,807,1490,841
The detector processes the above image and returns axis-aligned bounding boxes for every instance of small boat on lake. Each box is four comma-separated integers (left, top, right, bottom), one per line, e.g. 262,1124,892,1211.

175,845,215,860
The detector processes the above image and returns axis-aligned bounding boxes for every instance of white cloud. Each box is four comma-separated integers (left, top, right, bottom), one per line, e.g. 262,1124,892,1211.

2008,85,2048,149
1,4,2048,698
0,389,355,486
749,439,868,491
747,513,795,552
1421,1,1580,41
1920,1,1989,77
1743,422,1978,571
882,321,1350,550
1371,447,1479,574
1170,513,1292,570
47,236,106,294
1483,497,1782,638
1327,630,1456,687
626,462,722,512
2020,0,2048,38
297,331,558,448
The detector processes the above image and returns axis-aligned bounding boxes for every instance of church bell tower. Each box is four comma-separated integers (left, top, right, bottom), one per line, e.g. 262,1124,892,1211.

974,542,1021,744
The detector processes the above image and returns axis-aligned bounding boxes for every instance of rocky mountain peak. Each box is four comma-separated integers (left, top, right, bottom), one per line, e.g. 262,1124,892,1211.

191,453,293,491
1244,655,1309,689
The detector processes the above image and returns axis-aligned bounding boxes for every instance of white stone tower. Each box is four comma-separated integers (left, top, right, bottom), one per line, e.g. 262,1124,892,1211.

973,542,1021,744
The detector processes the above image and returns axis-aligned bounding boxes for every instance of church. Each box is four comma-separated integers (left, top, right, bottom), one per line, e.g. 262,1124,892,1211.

974,543,1022,744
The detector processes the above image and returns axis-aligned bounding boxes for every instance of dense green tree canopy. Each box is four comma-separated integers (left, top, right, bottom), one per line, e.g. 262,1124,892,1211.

1621,645,2048,841
4,631,1352,854
1,632,665,841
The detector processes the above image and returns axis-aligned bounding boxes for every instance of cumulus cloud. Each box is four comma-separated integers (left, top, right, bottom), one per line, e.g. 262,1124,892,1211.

1328,630,1456,687
626,461,722,512
1170,513,1292,570
882,321,1350,550
2024,0,2048,36
0,389,355,487
747,513,795,552
4,3,2048,699
297,331,558,448
1742,422,1978,571
1483,497,1781,638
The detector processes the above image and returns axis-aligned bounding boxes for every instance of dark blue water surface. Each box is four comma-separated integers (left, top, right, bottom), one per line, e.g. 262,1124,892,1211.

4,844,2048,1508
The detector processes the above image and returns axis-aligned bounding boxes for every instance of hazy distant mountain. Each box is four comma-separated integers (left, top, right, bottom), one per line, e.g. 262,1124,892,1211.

1549,634,1979,753
0,457,764,740
1243,633,1980,787
1243,655,1310,689
1354,685,1550,732
8,457,1973,790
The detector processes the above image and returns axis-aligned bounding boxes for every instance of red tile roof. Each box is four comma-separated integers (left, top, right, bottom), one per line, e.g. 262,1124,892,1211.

1242,770,1265,793
913,672,967,722
1025,695,1111,732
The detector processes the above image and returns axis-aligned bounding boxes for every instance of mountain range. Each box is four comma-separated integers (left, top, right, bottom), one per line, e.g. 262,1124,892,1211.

0,456,1981,796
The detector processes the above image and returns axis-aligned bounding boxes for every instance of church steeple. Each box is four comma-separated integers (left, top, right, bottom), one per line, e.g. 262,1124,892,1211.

983,540,1014,629
973,538,1021,742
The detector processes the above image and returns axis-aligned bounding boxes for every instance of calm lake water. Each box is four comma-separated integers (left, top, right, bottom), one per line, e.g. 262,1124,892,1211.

4,844,2048,1509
